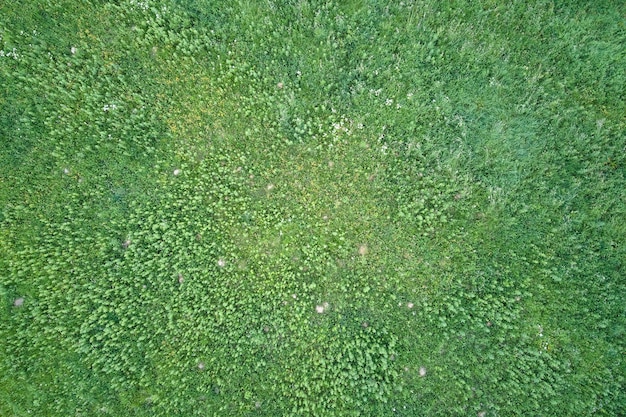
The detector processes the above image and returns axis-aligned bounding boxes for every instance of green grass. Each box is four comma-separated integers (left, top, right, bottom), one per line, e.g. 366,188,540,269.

1,0,624,415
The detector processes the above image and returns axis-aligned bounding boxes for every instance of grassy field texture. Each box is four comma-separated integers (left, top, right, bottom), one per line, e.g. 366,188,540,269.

1,0,624,415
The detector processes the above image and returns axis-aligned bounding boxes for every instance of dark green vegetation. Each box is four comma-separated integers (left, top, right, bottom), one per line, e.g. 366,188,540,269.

1,0,624,415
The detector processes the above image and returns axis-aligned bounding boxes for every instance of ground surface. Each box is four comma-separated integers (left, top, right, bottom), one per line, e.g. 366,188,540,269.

1,1,625,416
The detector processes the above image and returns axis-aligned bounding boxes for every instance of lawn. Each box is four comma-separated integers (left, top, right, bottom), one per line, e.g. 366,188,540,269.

1,0,624,415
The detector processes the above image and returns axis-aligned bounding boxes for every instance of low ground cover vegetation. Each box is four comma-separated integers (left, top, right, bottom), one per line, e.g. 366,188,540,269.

1,0,624,415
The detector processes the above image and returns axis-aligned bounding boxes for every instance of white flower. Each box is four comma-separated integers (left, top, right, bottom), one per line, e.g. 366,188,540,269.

129,0,149,10
71,46,76,54
217,259,226,267
315,305,325,314
385,98,393,106
419,366,427,377
173,168,181,176
1,48,20,59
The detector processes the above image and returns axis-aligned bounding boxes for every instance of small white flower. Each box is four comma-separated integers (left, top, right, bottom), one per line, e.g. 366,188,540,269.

2,48,20,60
407,302,414,309
217,259,226,268
63,168,70,175
71,46,76,54
419,366,427,377
173,168,181,176
385,98,393,106
14,297,24,307
315,305,325,314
